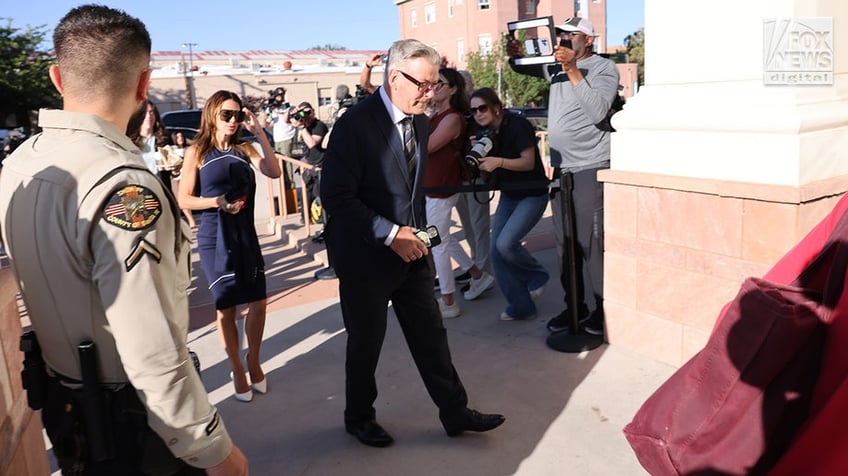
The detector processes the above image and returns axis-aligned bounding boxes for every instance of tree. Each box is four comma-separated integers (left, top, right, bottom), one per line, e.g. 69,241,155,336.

0,19,60,130
465,39,549,108
623,28,645,85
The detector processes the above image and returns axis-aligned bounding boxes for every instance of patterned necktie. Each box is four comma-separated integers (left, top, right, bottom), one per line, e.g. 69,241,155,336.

401,117,417,177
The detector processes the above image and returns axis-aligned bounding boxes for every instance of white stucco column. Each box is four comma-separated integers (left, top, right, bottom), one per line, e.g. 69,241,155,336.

600,0,848,365
612,0,848,187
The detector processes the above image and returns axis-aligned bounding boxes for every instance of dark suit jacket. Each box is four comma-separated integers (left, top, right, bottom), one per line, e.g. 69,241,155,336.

320,91,430,279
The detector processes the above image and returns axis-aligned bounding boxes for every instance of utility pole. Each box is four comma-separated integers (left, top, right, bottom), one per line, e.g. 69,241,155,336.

182,42,198,109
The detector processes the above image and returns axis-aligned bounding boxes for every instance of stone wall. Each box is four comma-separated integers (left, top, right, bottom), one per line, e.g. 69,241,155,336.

600,170,847,366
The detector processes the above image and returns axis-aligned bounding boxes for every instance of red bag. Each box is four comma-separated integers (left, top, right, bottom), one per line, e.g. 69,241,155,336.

623,212,848,475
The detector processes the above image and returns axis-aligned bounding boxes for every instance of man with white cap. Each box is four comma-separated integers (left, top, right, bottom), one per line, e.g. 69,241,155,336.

508,16,620,351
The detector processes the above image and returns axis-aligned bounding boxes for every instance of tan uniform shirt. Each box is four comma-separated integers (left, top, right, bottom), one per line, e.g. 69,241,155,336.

0,109,232,468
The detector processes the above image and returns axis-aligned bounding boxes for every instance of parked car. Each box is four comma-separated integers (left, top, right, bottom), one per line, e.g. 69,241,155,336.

161,108,272,143
507,107,548,132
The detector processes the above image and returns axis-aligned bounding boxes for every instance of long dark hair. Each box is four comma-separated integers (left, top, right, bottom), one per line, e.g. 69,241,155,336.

192,90,251,165
469,87,504,116
439,67,469,113
127,100,169,148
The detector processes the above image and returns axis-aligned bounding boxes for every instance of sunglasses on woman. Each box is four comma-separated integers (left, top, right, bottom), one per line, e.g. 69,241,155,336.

469,104,490,115
219,109,246,123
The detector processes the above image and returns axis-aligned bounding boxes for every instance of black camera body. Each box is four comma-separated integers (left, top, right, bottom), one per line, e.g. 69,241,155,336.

463,130,495,179
291,109,309,122
265,87,289,111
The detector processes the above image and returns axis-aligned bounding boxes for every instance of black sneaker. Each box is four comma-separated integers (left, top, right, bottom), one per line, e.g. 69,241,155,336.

546,310,570,333
579,310,605,336
455,270,472,284
433,278,441,291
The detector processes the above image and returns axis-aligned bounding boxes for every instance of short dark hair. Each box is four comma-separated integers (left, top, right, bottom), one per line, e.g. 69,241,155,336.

53,4,151,99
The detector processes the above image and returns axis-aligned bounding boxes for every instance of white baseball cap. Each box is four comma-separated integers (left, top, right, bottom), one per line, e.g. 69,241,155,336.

555,17,595,36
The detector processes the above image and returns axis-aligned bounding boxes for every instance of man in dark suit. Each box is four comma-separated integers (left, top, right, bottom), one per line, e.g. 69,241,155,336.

320,39,505,447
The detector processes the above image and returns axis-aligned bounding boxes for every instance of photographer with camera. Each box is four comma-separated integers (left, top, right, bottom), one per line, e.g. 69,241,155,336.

508,17,619,348
264,88,297,192
290,101,328,222
422,68,494,318
468,87,550,322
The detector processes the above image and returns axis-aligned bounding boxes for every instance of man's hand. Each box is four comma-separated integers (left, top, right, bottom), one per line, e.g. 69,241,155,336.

554,46,577,72
366,52,384,68
390,226,429,263
505,37,524,59
206,446,248,476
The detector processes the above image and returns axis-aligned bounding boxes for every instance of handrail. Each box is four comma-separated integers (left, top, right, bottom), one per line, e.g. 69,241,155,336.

264,153,321,237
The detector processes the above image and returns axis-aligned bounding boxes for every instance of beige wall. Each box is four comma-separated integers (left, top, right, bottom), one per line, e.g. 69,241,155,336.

149,68,383,122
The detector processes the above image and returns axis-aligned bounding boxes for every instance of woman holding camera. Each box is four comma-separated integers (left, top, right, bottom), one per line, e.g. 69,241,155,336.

179,90,281,402
469,87,549,321
423,68,494,319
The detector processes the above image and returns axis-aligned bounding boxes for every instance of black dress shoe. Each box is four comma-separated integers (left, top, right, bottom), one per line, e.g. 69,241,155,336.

345,420,394,447
443,408,505,437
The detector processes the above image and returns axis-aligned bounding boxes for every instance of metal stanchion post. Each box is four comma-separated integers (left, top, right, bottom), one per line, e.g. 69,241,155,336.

546,171,603,353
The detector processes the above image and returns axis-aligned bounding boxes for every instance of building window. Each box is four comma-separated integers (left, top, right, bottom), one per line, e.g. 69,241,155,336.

424,2,436,24
524,0,535,15
478,0,490,10
411,9,417,28
448,0,455,17
457,38,465,63
478,34,492,55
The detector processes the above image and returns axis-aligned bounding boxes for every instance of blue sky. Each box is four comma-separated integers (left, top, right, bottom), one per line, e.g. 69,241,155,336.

4,1,643,52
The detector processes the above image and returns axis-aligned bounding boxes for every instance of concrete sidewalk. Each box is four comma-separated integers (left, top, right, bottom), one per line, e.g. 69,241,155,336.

182,207,676,475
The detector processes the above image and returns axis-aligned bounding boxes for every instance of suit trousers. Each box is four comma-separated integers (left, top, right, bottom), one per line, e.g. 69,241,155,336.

339,258,469,426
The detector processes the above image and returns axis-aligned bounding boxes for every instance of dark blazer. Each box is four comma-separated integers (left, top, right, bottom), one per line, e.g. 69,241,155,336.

320,90,430,279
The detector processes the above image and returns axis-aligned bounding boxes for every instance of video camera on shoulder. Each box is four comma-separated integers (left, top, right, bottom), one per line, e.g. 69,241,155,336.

266,87,289,111
463,129,496,179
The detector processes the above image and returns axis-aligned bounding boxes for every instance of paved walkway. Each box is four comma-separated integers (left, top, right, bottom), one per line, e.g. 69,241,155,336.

180,204,676,476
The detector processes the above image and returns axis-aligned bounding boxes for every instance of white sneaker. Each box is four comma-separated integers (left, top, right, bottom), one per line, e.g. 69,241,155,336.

529,284,545,300
463,272,495,301
438,297,462,319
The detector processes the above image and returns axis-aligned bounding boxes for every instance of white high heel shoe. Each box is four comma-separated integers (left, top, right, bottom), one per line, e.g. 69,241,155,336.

245,352,268,394
230,371,253,402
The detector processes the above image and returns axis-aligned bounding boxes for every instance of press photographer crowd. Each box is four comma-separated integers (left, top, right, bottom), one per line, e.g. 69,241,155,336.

19,4,839,476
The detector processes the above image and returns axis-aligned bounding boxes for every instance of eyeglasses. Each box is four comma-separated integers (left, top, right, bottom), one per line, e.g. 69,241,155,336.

558,31,585,38
435,80,449,91
398,70,440,93
469,104,490,115
219,109,246,123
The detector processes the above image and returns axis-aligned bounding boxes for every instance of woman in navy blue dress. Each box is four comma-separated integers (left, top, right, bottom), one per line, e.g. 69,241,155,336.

179,90,281,402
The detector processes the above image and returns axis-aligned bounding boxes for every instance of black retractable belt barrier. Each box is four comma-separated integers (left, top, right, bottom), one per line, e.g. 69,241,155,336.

546,171,604,353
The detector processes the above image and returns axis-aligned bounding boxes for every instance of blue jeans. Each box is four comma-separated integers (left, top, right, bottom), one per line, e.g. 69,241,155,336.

491,193,550,318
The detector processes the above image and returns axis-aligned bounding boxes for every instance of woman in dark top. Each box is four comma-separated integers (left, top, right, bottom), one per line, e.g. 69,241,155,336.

470,87,550,321
179,90,281,402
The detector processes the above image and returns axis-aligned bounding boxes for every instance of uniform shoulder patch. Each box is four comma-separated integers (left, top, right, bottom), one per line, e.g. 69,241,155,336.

102,185,163,231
